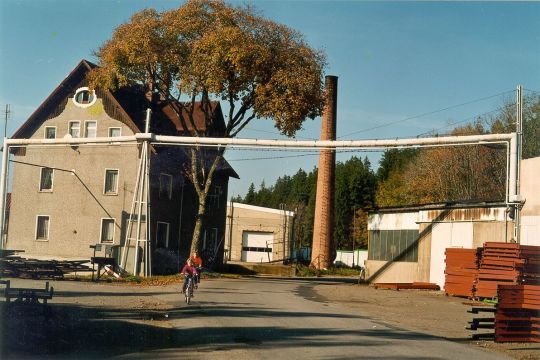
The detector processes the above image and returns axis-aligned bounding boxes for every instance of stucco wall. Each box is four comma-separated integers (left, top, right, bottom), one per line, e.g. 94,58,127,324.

7,97,140,261
225,203,294,263
521,157,540,216
364,260,420,283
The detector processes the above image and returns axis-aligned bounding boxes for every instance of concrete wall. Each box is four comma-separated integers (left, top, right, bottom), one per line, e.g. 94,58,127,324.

334,250,368,268
366,206,511,285
520,157,540,246
7,97,140,261
224,203,294,263
364,260,419,283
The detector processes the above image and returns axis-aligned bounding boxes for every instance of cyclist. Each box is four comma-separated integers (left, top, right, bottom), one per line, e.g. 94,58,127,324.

189,251,203,287
180,259,196,295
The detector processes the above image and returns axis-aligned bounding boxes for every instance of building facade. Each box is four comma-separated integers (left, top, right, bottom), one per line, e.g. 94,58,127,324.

6,60,237,274
366,202,512,288
224,202,294,263
365,156,540,288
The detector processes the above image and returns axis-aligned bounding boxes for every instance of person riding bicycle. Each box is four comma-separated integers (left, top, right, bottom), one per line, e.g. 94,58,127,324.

189,251,203,287
181,259,196,294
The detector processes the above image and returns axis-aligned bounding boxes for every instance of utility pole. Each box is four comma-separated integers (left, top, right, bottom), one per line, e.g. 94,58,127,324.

352,207,356,268
3,104,10,144
514,85,523,243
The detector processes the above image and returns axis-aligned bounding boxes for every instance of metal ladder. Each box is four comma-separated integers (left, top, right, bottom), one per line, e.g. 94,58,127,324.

120,109,152,276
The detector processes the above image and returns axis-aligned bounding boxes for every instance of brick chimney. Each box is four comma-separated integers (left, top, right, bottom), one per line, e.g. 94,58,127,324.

311,75,337,270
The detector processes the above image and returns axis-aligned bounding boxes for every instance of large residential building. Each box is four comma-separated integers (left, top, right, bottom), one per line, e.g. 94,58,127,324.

6,60,238,274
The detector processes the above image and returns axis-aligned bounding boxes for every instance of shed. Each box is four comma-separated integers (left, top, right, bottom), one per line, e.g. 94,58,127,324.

224,202,294,263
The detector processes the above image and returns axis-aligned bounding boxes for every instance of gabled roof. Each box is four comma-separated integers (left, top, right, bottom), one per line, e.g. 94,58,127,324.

11,59,238,179
12,59,141,139
12,59,226,139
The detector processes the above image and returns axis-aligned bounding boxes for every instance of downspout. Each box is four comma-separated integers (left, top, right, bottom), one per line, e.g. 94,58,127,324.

0,138,9,249
228,201,234,261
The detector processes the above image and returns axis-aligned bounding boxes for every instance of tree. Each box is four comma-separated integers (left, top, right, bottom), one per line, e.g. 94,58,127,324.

90,0,326,253
334,157,375,250
375,148,419,207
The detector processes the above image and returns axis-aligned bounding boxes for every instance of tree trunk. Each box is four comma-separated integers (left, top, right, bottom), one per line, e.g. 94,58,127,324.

187,146,225,256
190,195,208,254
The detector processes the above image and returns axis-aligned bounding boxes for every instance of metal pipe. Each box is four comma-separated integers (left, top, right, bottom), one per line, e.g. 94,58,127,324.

509,133,518,199
4,135,137,146
150,133,514,149
3,133,513,149
0,138,9,249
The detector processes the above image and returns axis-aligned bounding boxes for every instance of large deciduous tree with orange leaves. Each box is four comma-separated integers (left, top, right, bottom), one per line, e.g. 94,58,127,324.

89,0,326,254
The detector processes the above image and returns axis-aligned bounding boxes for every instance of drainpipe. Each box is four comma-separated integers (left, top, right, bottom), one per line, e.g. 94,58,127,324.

0,138,8,249
228,201,234,261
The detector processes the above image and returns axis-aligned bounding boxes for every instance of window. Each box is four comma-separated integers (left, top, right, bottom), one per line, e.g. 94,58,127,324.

202,228,218,251
39,167,53,192
159,174,172,199
207,185,221,208
45,126,56,139
104,169,119,195
108,127,121,137
100,218,115,243
156,222,170,248
69,121,80,138
85,121,97,138
73,87,97,107
368,230,419,262
36,215,50,240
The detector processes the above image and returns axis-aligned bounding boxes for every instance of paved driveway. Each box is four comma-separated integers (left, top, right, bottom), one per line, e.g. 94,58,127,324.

117,277,511,360
1,277,516,359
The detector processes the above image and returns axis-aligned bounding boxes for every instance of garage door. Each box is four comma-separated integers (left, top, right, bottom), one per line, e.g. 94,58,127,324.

241,231,273,263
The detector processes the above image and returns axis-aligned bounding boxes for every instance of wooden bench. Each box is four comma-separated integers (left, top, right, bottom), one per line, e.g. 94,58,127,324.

1,279,54,305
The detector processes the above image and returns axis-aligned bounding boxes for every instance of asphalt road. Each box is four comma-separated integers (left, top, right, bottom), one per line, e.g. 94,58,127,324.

115,277,511,360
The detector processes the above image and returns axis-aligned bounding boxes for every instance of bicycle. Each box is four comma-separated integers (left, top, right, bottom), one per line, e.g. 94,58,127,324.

184,274,195,304
194,266,202,289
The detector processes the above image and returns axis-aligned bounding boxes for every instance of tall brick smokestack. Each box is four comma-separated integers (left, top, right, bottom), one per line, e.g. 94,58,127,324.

310,75,337,270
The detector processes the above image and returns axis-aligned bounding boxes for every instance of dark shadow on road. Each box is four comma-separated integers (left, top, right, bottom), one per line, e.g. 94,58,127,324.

1,301,452,359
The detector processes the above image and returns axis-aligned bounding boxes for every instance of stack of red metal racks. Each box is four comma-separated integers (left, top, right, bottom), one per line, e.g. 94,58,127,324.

495,284,540,342
444,248,482,297
476,243,540,298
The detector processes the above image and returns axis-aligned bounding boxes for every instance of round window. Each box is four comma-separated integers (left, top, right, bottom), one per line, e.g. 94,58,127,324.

73,87,96,107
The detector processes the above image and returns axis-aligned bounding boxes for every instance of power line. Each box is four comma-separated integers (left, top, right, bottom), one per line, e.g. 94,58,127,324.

243,127,318,140
227,149,384,162
338,89,516,139
415,106,512,138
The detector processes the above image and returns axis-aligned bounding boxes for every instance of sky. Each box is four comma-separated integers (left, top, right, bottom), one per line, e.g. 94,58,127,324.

1,1,539,198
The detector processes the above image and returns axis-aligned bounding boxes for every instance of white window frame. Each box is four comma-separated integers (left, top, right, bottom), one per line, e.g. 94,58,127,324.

35,215,50,241
100,218,116,243
156,221,170,248
68,121,81,138
39,167,54,192
72,87,97,108
44,126,57,139
103,168,119,195
159,173,173,200
84,120,97,138
108,127,122,137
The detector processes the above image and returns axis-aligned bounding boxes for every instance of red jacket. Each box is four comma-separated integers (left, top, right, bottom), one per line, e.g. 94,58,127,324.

181,264,196,276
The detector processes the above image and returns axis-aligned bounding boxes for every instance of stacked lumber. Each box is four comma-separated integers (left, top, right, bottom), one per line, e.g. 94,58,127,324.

0,257,92,279
373,282,440,291
475,243,540,298
444,248,481,297
495,284,540,343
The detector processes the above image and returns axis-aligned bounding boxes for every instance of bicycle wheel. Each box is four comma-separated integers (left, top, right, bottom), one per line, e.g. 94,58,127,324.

185,278,192,304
